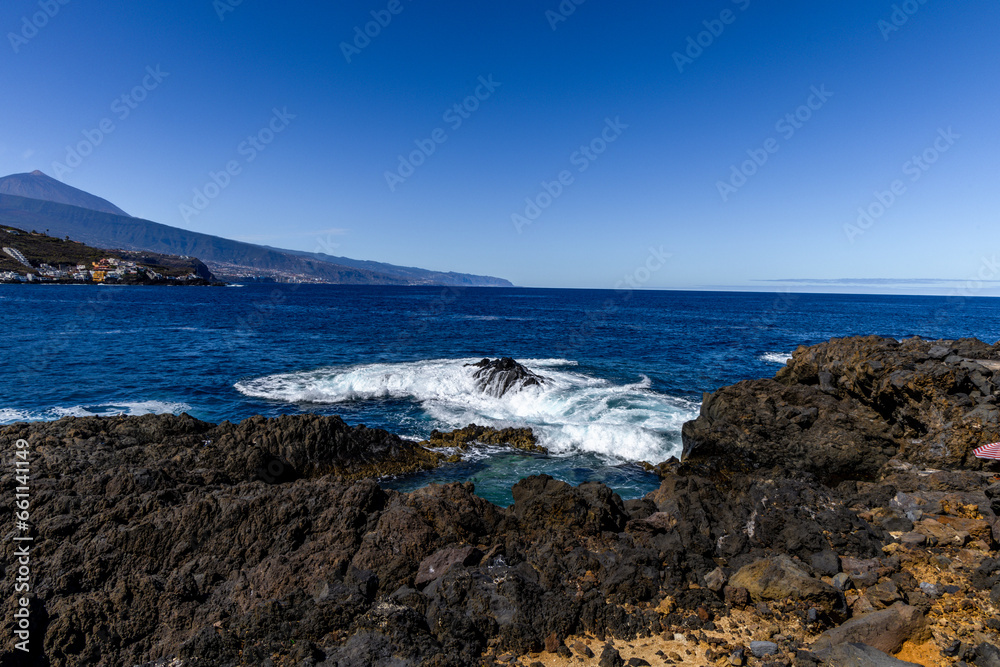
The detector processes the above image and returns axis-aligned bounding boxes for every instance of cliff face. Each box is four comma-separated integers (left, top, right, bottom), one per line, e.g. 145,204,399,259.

2,338,999,666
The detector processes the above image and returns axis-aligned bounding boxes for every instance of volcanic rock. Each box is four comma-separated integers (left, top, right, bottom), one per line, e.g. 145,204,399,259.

422,423,546,454
729,555,843,615
466,357,545,397
811,602,927,654
811,642,923,666
682,336,1000,474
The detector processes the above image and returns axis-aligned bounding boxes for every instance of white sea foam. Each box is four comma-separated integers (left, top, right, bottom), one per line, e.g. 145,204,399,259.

760,352,793,365
0,408,35,424
235,358,696,462
0,401,191,425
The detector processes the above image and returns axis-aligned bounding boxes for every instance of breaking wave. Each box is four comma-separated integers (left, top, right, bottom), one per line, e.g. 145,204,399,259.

759,352,793,365
235,358,696,462
0,401,191,425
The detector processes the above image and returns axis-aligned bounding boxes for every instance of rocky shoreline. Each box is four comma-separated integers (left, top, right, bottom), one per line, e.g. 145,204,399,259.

2,336,999,666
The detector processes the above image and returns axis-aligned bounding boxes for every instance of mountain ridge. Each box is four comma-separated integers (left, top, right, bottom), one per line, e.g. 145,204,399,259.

0,194,410,284
0,171,512,286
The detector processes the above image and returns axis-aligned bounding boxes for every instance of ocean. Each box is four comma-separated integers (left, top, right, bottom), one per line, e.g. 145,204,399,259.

2,284,996,504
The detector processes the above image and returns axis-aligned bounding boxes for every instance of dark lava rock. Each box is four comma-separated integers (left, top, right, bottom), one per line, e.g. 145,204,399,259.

683,336,1000,473
681,377,896,480
598,644,624,667
466,357,545,397
811,550,841,577
414,545,483,587
974,642,1000,667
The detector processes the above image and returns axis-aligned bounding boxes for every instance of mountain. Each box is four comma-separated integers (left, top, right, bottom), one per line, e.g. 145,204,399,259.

0,172,513,286
0,171,130,217
0,195,409,284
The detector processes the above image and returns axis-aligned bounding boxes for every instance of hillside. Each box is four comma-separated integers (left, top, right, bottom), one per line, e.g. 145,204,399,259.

0,224,215,283
270,247,515,287
0,171,513,286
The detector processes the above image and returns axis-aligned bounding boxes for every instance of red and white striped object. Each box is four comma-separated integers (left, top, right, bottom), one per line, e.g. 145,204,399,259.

973,442,1000,460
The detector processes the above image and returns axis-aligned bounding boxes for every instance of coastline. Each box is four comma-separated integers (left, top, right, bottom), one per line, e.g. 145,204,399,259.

2,336,998,666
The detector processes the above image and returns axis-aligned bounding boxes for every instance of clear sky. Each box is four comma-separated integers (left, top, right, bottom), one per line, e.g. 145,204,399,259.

1,0,997,291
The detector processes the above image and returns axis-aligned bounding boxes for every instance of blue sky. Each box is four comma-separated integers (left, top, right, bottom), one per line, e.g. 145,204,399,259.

1,0,998,291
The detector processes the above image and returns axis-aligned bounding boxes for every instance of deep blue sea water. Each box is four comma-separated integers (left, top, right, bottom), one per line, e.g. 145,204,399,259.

2,284,998,504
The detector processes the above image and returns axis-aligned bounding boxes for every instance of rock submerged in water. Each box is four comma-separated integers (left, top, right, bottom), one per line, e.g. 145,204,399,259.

465,356,545,397
421,423,546,454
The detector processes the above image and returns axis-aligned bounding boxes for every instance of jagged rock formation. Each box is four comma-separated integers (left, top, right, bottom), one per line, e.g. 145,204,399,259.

682,336,1000,476
466,357,545,397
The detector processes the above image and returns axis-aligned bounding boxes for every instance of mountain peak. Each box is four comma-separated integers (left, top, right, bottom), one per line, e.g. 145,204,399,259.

0,171,130,217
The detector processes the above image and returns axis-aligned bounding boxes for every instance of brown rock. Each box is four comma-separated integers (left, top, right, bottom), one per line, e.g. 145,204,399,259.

852,595,876,615
811,602,927,654
729,555,842,615
724,586,750,607
913,518,967,546
931,514,994,545
704,567,727,592
841,556,880,588
866,580,902,608
898,532,926,547
812,642,923,666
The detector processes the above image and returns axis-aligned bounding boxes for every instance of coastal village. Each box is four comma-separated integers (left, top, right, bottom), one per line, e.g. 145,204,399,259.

0,226,212,284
